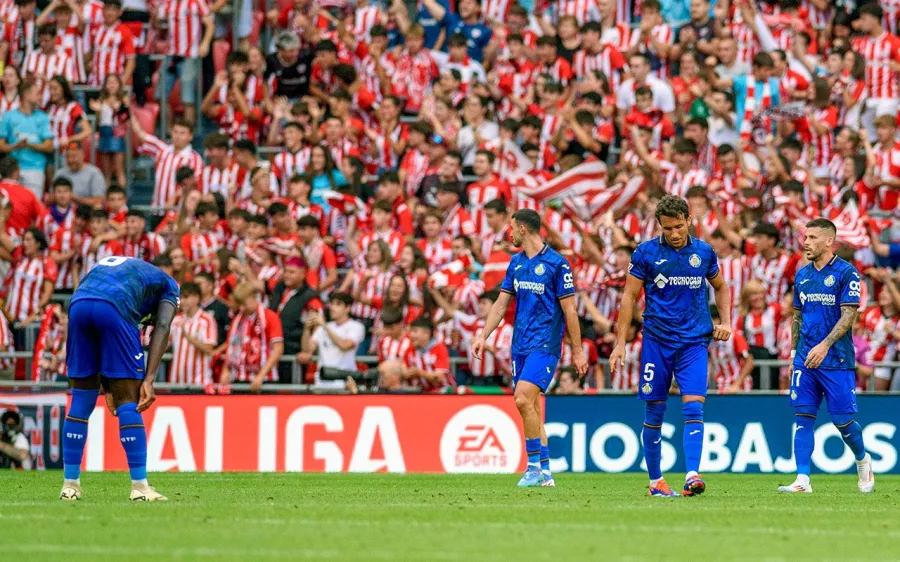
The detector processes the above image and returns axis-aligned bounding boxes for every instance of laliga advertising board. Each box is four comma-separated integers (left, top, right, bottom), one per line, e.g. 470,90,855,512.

53,394,900,474
81,395,529,473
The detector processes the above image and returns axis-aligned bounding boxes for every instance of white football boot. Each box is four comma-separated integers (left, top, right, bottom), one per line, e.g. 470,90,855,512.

130,483,168,502
856,453,875,493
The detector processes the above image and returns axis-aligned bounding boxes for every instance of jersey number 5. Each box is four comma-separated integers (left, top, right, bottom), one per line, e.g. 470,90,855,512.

643,363,655,382
98,256,131,268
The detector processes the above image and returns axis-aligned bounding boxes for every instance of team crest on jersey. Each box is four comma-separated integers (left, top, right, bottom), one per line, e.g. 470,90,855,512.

791,390,797,401
824,275,835,287
534,264,545,276
641,383,652,394
689,254,701,268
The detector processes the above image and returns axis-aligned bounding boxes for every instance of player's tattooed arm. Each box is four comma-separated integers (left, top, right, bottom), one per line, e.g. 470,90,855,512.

791,308,802,351
822,305,858,348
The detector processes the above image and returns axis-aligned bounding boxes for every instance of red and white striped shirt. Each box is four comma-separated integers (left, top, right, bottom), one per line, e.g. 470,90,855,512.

3,253,58,322
78,236,123,275
160,0,210,57
466,177,511,236
481,0,512,22
629,24,674,79
2,13,36,70
861,306,898,365
873,141,900,212
860,32,900,100
225,305,283,382
572,44,625,90
272,148,311,197
358,229,403,261
453,311,512,377
350,267,391,320
90,22,135,86
664,166,709,198
717,253,749,321
441,204,476,239
559,338,599,371
404,339,454,392
23,48,74,106
749,252,798,306
0,93,19,119
137,134,203,207
612,334,642,390
711,331,752,392
555,0,600,24
739,305,780,355
47,101,84,144
200,162,243,199
169,308,217,385
180,230,222,274
377,333,413,362
416,237,453,273
122,232,167,262
50,228,83,289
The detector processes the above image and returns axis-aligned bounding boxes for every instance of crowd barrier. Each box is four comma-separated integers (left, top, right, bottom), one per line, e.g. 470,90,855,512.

2,392,898,474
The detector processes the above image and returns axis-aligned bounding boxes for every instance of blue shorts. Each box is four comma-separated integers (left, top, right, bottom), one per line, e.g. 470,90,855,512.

789,362,857,415
512,352,559,393
638,335,709,401
66,299,145,380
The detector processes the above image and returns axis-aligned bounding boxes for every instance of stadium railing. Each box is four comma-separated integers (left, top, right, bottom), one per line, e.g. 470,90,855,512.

2,353,899,394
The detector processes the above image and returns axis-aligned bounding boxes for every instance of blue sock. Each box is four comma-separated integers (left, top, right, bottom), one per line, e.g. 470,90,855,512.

794,410,817,476
116,403,148,482
643,402,666,481
525,438,541,471
540,444,551,474
62,388,98,481
833,414,867,461
683,401,704,476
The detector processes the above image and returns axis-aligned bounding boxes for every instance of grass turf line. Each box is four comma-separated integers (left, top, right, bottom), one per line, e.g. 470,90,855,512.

1,472,898,562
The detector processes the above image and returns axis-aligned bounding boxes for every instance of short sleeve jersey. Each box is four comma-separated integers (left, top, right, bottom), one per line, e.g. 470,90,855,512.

628,235,719,344
70,256,180,326
793,255,860,370
500,244,575,356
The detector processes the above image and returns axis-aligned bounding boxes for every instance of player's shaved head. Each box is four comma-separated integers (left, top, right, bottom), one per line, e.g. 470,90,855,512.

806,218,837,236
511,209,541,233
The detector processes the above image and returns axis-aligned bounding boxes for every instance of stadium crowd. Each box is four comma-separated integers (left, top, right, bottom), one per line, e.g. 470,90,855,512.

0,0,896,394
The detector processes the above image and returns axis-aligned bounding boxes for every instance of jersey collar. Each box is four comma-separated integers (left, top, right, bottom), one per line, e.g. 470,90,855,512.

658,234,694,249
812,253,838,271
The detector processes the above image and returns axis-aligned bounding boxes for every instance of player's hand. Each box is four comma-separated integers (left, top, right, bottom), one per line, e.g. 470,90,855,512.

137,380,156,412
712,324,732,341
249,375,264,393
470,336,485,360
572,349,589,377
608,345,624,376
805,342,829,369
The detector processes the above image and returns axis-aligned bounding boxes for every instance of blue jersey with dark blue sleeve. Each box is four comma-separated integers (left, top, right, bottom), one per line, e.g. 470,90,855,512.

628,235,719,344
500,244,575,356
793,255,860,370
70,256,180,326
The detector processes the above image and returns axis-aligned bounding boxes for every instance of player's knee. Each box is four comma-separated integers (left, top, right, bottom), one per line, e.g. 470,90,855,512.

644,401,666,426
793,405,817,419
682,401,703,423
831,413,855,428
108,379,141,408
514,391,535,414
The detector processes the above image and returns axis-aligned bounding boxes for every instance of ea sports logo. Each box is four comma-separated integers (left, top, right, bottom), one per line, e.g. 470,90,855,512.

440,405,522,473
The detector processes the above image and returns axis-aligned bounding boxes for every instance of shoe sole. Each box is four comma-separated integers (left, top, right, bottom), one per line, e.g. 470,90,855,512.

541,479,556,487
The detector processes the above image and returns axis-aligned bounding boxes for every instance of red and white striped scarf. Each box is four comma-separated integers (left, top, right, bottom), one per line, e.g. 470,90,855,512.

741,78,772,142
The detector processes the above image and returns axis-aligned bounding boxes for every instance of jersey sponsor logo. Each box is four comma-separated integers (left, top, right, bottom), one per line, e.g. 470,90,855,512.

824,275,835,287
798,292,836,306
563,272,574,290
849,280,861,298
513,279,545,294
652,274,703,289
689,254,701,268
440,405,522,473
534,263,545,276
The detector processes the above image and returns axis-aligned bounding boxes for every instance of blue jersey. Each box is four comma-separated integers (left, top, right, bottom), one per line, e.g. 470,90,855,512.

70,256,180,327
628,235,719,344
500,244,575,356
793,255,860,370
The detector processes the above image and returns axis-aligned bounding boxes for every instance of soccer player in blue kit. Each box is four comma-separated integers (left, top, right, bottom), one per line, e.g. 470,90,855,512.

59,256,179,501
778,218,875,494
610,196,732,497
471,209,588,487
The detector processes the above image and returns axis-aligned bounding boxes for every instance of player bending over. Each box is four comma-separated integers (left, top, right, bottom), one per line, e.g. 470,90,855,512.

779,218,874,494
60,256,179,501
472,209,588,487
610,196,732,497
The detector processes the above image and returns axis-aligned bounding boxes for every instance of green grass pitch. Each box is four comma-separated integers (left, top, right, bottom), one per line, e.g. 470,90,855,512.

1,472,899,561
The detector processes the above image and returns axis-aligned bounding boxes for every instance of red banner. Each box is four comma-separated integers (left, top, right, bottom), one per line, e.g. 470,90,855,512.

83,395,528,473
